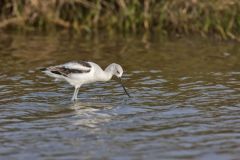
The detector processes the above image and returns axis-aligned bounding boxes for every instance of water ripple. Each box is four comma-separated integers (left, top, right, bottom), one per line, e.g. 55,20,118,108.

0,35,240,159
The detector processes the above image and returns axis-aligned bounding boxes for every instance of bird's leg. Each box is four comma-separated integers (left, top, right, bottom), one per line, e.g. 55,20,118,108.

75,87,80,100
71,87,79,101
72,87,78,101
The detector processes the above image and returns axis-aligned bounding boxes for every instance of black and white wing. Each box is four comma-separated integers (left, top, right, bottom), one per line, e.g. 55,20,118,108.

41,61,92,78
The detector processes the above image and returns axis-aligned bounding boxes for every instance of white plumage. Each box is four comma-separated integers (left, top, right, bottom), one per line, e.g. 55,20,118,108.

40,61,130,101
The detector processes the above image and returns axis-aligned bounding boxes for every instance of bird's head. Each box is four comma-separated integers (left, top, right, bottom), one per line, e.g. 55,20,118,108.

105,63,123,78
113,63,123,78
105,63,130,97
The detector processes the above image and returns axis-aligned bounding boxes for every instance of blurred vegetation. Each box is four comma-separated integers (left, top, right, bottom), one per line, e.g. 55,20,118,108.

0,0,240,40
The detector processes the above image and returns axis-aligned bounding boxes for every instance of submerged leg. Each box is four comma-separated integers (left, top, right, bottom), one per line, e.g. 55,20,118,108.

71,87,80,101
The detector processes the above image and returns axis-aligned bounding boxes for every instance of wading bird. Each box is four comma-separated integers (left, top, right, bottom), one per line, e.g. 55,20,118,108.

40,61,130,101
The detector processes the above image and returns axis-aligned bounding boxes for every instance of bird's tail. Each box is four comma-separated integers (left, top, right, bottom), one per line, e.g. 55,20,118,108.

40,67,64,80
39,68,47,71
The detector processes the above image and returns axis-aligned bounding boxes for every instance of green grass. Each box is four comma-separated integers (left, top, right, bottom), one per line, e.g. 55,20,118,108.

1,0,240,40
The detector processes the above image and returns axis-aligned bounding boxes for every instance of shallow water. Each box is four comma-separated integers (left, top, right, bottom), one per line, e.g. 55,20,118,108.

0,33,240,159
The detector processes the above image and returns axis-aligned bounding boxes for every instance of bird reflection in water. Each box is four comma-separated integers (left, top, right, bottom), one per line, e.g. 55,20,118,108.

68,101,114,128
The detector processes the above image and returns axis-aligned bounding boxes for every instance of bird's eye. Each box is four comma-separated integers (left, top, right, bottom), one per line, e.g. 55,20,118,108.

117,71,120,74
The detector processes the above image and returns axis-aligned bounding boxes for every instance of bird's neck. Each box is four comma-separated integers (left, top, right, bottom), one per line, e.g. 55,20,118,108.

94,65,112,82
99,71,112,81
97,65,113,82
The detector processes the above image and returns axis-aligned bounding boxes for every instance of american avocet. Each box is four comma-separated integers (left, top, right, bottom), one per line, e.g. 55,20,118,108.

40,61,130,101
